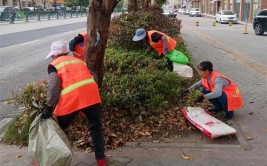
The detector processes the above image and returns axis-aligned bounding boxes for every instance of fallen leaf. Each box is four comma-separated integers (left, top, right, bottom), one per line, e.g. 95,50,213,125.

145,132,151,136
246,136,254,140
85,148,93,153
249,112,254,115
17,155,22,159
153,140,159,143
181,153,192,160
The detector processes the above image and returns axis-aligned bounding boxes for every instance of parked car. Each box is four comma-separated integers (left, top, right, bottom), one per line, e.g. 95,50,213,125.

189,8,202,17
215,10,238,24
0,6,13,21
253,9,267,35
162,9,177,18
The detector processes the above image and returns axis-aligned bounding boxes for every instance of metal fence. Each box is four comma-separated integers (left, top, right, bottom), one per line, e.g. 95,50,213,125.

0,10,87,23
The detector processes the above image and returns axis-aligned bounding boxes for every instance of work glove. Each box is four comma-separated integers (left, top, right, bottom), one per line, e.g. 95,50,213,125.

164,48,170,55
194,95,204,103
41,105,53,119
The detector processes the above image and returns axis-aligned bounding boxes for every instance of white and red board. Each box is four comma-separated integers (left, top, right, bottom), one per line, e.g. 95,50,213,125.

181,107,236,139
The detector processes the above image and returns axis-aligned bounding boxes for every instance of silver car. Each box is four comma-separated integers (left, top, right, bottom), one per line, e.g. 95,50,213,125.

215,10,238,24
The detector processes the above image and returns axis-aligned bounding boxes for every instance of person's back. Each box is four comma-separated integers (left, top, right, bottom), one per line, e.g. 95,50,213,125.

50,55,101,116
69,32,87,61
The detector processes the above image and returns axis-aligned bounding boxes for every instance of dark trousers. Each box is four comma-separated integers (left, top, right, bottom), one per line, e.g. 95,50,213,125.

57,103,105,160
201,88,233,118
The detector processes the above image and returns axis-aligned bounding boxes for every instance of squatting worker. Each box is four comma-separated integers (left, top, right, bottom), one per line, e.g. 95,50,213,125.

132,28,176,70
69,32,101,61
41,41,107,166
132,28,176,56
188,61,243,120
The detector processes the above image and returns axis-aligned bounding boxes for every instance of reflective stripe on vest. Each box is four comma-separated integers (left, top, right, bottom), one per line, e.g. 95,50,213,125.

61,78,95,96
54,59,86,70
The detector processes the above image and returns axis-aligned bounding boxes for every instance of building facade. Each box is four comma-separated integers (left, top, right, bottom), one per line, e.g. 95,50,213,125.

201,0,267,22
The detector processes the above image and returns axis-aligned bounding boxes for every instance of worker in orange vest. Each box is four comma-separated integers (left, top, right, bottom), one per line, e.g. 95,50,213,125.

42,41,106,166
69,32,101,61
132,28,176,56
188,61,243,120
132,28,176,70
69,32,87,60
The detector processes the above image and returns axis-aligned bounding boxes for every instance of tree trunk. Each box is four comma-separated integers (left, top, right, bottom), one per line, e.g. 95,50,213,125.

141,0,150,10
86,0,118,88
128,0,138,12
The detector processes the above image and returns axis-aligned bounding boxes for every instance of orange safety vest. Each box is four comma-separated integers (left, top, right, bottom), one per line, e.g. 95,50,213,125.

147,30,176,56
50,56,101,116
201,71,243,111
74,32,87,61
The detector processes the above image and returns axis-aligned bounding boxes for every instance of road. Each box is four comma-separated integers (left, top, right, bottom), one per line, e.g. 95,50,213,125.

0,20,86,118
0,22,86,48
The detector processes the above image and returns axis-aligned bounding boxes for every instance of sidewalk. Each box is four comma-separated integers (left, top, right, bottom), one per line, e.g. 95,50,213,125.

0,16,266,166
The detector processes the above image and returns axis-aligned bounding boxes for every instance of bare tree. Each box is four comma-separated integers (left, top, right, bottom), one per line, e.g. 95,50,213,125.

128,0,138,12
41,0,47,9
86,0,120,87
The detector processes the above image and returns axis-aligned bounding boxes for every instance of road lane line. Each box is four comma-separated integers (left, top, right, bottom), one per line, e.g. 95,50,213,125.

19,40,40,46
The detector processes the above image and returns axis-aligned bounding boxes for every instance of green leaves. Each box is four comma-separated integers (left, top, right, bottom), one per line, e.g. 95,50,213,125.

101,48,184,117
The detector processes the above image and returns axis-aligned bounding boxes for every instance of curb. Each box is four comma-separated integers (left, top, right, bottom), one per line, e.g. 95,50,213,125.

125,141,241,149
0,118,14,141
0,118,13,134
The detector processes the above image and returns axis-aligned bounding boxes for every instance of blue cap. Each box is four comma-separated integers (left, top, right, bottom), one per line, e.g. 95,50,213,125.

132,28,146,41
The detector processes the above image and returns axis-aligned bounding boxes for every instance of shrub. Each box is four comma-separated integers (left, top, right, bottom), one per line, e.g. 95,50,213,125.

108,10,182,51
101,48,185,118
2,80,47,145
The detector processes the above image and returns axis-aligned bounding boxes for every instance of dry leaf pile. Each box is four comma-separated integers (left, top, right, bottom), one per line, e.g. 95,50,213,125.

66,107,196,151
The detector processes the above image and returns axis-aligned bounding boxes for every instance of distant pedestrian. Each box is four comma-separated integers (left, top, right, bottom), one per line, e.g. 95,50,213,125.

42,41,107,166
9,10,15,24
188,61,243,120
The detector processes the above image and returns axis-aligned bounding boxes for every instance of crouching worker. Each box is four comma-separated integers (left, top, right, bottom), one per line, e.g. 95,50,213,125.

69,32,101,61
132,28,176,71
188,61,243,120
42,41,106,166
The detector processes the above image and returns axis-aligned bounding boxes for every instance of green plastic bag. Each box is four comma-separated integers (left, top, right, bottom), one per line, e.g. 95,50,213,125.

28,115,73,166
166,50,189,64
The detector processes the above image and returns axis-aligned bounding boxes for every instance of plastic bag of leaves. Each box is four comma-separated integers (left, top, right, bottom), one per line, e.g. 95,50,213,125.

28,115,73,166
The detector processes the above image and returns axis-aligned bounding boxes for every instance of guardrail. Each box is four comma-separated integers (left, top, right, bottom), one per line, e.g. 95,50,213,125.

0,10,88,23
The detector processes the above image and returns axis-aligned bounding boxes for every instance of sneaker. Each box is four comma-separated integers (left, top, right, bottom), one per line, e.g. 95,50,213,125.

97,157,107,166
208,107,222,113
224,111,234,120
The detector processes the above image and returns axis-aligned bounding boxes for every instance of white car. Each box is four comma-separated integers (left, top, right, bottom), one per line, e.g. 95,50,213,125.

215,10,238,24
163,9,171,16
189,8,202,17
